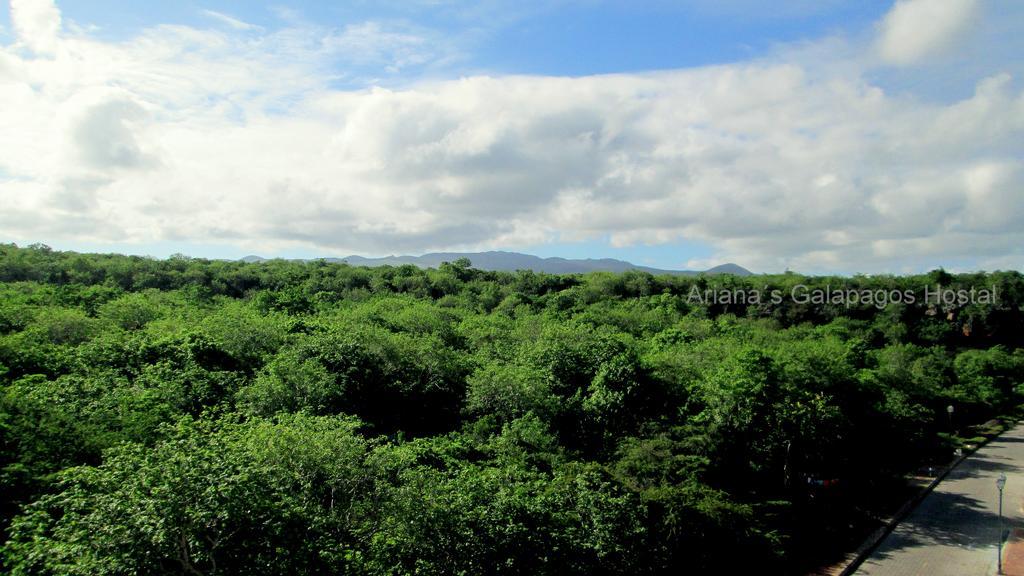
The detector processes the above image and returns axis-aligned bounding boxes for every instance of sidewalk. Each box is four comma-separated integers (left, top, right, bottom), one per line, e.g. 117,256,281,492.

1002,529,1024,576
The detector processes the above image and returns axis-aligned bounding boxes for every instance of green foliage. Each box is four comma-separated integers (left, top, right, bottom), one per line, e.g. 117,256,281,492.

466,363,558,423
4,415,372,576
238,323,472,435
0,244,1022,574
97,291,164,330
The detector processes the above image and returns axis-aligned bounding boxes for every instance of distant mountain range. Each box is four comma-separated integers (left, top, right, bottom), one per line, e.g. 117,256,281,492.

239,251,752,276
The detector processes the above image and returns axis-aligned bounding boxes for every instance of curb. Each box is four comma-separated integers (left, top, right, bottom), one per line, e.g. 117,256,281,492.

836,423,1011,576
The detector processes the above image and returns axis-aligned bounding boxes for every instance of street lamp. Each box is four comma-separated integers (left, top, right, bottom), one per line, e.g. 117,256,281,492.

997,473,1007,574
947,405,954,431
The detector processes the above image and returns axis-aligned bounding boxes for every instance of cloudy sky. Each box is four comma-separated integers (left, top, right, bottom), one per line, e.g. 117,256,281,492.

0,0,1021,273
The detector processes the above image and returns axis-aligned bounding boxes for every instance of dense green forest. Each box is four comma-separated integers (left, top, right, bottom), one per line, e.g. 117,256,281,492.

1,242,1023,575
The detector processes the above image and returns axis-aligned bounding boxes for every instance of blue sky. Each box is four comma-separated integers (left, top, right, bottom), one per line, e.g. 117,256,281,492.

3,2,894,71
1,0,1022,273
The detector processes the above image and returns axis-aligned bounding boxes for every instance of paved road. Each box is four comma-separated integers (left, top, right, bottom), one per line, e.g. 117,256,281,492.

855,424,1024,576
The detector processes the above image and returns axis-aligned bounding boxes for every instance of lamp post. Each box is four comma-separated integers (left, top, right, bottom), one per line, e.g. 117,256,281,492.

997,473,1007,574
947,404,954,432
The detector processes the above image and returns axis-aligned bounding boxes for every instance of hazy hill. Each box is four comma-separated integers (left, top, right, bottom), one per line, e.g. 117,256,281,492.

240,251,751,276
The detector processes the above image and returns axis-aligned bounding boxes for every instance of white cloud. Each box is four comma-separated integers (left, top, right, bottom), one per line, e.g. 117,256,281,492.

324,22,438,73
876,0,979,65
200,9,262,32
0,0,1022,273
10,0,61,54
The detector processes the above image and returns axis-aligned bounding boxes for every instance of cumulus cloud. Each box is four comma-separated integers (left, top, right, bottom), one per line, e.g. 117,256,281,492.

66,91,157,170
876,0,979,65
0,0,1022,273
9,0,61,54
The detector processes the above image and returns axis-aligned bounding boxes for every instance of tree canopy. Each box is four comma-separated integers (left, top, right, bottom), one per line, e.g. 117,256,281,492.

1,242,1022,574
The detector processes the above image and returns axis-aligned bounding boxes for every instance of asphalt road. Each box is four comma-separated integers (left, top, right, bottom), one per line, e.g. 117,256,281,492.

854,424,1024,576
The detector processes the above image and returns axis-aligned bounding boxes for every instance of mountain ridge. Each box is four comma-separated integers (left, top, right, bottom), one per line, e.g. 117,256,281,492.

240,251,752,276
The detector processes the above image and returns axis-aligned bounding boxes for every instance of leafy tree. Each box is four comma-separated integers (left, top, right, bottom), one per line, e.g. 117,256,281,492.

4,415,373,576
1,243,1022,574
